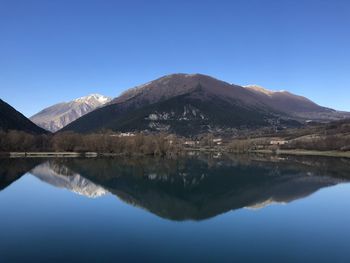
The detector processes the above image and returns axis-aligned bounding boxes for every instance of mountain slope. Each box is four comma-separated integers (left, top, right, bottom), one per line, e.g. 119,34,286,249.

62,74,297,134
62,74,349,135
30,94,111,132
0,99,48,134
244,85,350,121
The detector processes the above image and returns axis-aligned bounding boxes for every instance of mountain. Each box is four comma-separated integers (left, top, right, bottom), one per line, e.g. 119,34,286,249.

0,99,48,134
61,74,298,135
30,94,111,132
61,74,349,135
244,85,350,121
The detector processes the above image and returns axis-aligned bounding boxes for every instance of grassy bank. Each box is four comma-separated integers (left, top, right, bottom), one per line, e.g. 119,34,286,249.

253,149,350,158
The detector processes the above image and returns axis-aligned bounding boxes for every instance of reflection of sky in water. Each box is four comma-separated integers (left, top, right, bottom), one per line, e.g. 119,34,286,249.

1,162,350,262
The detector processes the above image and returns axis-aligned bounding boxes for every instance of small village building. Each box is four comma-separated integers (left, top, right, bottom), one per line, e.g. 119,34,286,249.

270,140,288,145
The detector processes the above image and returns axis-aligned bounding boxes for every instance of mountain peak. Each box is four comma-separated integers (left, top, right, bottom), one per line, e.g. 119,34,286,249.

112,73,249,107
113,73,205,104
74,94,111,104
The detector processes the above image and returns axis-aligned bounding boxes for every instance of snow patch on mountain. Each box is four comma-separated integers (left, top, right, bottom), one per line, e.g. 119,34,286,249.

74,94,110,104
30,93,111,132
244,85,283,96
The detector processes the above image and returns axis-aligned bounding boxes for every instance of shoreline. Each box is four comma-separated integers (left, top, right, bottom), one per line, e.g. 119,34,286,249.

252,149,350,158
5,152,101,158
1,149,350,159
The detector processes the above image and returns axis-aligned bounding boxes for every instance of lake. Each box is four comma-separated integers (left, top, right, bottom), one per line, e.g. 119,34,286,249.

1,155,350,262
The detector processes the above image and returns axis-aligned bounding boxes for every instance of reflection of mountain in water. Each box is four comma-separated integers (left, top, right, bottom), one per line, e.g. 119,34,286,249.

0,158,42,190
28,156,350,221
30,161,108,198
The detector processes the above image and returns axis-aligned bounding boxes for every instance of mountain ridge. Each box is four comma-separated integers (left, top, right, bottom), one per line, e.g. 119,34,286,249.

30,93,111,132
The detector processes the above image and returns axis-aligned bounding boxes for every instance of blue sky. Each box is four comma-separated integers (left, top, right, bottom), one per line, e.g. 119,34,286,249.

1,0,350,117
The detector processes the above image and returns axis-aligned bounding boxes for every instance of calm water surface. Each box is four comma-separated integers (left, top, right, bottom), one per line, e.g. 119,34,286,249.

1,155,350,262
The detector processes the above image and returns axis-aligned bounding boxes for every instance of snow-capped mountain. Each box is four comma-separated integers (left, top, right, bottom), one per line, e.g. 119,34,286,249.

73,94,111,105
30,94,111,132
30,161,108,198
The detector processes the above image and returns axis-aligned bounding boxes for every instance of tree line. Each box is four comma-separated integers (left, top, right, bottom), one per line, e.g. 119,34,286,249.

0,130,186,156
2,129,349,155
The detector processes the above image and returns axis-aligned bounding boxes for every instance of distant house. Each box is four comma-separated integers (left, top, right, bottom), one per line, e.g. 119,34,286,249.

270,140,288,145
118,132,135,137
110,132,136,137
184,141,198,146
212,138,222,145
